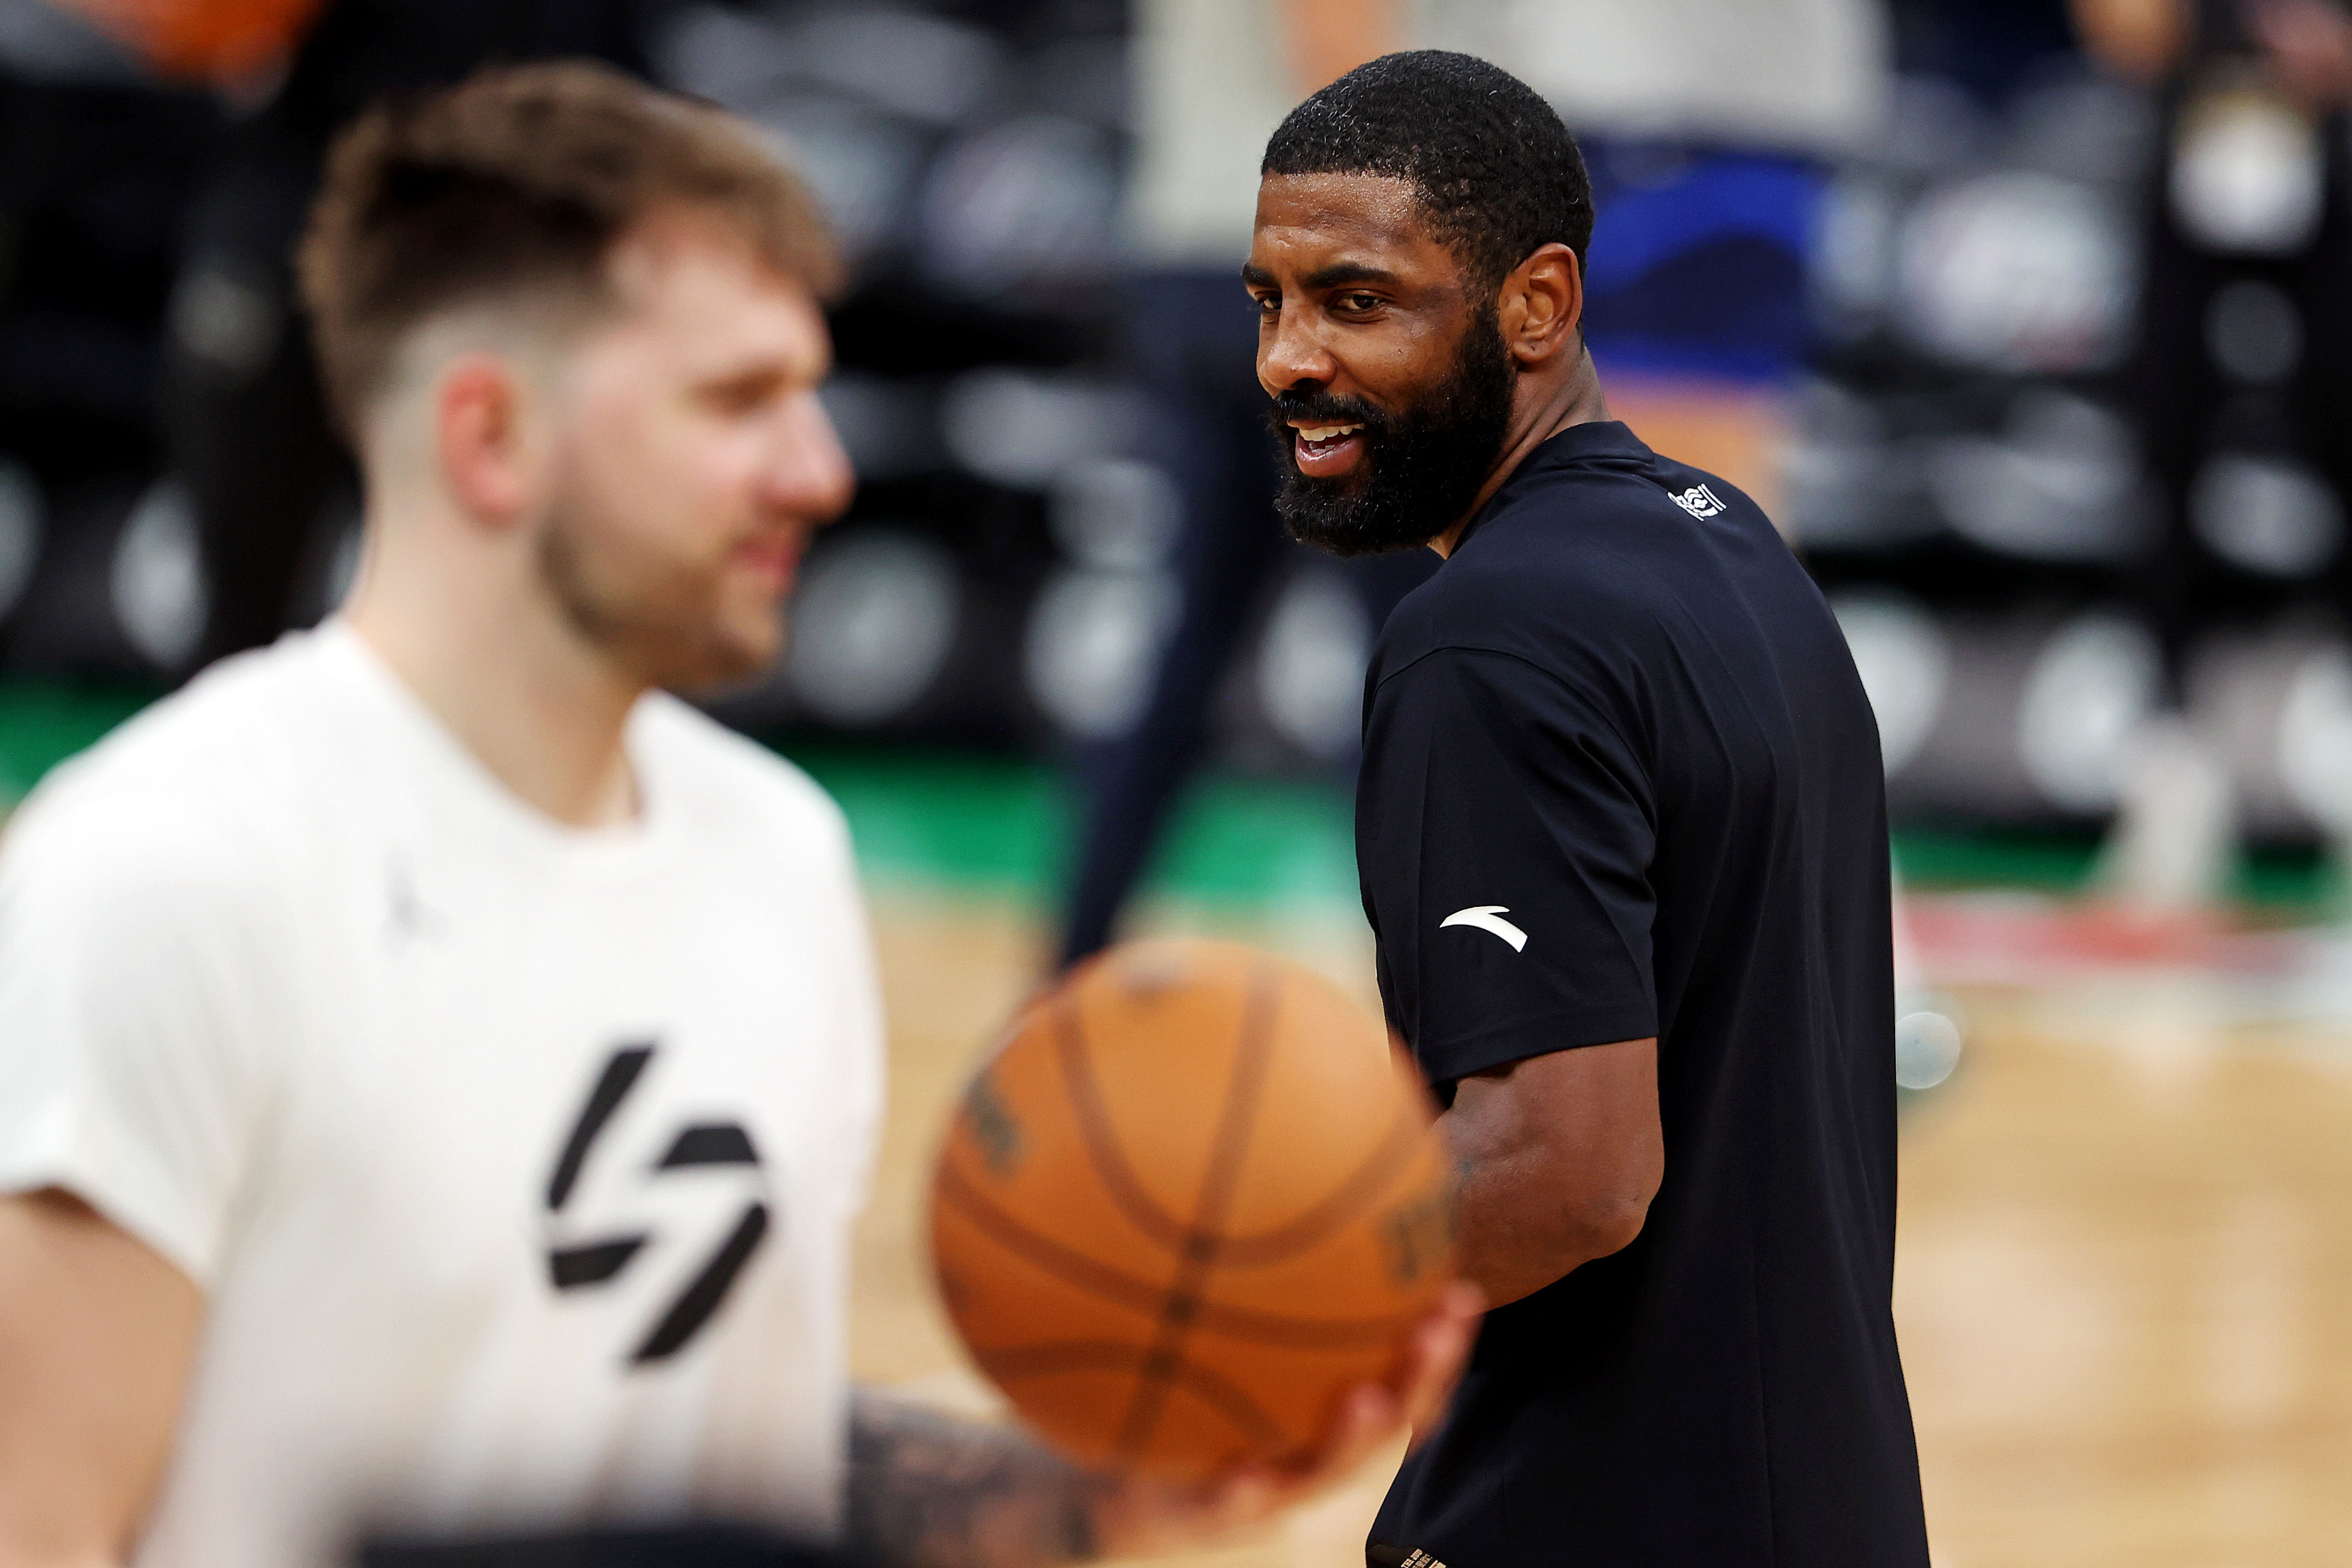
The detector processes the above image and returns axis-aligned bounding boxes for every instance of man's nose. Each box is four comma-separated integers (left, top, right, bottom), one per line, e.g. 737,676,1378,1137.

1257,302,1336,400
765,391,855,523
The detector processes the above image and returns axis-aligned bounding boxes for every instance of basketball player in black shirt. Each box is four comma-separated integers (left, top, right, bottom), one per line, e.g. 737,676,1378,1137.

1242,54,1932,1567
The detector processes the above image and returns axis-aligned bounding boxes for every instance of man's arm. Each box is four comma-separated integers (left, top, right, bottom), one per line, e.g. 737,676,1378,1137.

846,1283,1479,1568
845,1392,1104,1568
1439,1038,1664,1309
0,1188,203,1568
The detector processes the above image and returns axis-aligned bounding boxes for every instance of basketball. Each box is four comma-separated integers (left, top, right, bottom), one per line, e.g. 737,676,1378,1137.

928,938,1455,1483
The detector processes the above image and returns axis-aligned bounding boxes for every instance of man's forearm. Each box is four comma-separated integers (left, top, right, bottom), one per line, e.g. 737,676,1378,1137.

845,1391,1106,1568
1437,1040,1663,1309
1442,1132,1650,1307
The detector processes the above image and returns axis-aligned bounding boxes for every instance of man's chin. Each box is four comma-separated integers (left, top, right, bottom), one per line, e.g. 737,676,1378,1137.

1276,472,1437,558
632,613,783,696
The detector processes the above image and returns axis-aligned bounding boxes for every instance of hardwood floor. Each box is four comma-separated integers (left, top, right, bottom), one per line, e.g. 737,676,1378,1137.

852,893,2352,1566
1898,980,2352,1568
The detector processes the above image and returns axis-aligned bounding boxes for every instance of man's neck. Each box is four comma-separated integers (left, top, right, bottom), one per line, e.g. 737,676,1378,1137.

1429,347,1611,559
343,530,645,831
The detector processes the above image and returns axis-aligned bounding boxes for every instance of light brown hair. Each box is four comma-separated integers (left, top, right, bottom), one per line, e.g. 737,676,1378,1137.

297,60,839,428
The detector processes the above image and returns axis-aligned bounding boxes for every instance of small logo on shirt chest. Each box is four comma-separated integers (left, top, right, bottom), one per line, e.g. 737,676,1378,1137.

386,858,445,944
1670,482,1727,519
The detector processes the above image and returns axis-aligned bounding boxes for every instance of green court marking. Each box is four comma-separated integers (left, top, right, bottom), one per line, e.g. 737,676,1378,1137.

782,742,1357,909
1142,771,1358,910
0,681,156,802
0,684,2328,915
782,745,1069,894
2235,843,2337,917
1891,828,2101,895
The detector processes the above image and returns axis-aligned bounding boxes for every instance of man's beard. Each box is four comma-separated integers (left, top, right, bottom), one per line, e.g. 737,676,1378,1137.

1270,306,1516,558
538,485,780,694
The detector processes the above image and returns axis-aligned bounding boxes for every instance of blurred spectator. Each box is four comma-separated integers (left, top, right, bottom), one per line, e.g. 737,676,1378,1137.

46,0,323,84
0,0,658,679
1056,0,1436,970
160,0,657,672
2075,0,2352,907
1893,0,2085,101
1418,0,1890,504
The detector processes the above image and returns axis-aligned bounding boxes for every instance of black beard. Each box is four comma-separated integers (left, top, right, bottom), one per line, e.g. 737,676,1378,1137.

1269,307,1515,558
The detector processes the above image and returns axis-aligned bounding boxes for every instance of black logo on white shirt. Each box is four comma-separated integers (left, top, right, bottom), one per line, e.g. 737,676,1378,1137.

544,1042,771,1365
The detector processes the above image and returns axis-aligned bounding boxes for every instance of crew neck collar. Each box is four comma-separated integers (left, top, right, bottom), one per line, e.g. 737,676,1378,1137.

311,619,670,866
1446,420,1652,558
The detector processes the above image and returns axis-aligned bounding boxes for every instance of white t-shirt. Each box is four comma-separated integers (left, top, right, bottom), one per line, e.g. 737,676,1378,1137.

0,623,885,1567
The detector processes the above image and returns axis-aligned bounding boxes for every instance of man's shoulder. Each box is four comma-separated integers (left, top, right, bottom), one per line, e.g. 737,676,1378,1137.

1376,516,1687,691
1385,436,1802,671
14,634,352,855
0,651,344,932
634,696,853,860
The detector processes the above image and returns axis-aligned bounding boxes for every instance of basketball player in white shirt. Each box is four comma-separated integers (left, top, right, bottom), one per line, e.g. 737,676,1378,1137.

0,63,1474,1568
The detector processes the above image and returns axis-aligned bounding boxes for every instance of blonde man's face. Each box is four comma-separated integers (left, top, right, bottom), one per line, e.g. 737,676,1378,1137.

539,210,852,692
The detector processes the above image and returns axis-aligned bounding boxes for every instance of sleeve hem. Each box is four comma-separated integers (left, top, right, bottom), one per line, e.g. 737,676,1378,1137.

0,1154,217,1289
1414,1008,1659,1084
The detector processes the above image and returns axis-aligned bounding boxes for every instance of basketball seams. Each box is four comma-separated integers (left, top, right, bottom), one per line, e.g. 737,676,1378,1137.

1113,958,1287,1463
935,1160,1165,1321
1021,997,1427,1269
971,1341,1288,1450
1049,994,1194,1254
936,1160,1424,1349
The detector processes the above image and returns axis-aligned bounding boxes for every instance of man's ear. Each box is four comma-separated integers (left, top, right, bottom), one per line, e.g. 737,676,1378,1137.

435,351,540,530
1498,242,1584,369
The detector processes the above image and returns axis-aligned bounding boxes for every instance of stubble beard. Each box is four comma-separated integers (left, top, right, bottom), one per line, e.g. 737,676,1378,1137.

1270,304,1517,558
536,488,780,695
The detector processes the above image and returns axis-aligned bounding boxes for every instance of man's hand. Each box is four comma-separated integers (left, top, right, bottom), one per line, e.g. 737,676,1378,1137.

1441,1039,1663,1309
1090,1280,1481,1559
0,1188,202,1568
849,1283,1479,1567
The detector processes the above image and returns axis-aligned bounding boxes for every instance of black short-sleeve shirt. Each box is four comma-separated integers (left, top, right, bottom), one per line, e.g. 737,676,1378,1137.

1359,422,1929,1567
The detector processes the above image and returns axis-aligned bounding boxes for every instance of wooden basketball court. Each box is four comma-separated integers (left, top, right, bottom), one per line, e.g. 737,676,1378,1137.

3,698,2345,1565
851,890,2352,1568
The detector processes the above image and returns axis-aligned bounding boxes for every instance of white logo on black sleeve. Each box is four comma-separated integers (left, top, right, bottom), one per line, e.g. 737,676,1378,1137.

1439,905,1528,951
543,1042,772,1365
1670,483,1726,519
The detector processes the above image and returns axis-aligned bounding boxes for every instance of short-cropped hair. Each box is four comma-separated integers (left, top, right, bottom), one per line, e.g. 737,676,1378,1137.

298,60,839,428
1262,51,1592,296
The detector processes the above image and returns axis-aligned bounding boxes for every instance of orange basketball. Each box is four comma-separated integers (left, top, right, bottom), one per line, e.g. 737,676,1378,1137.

929,938,1455,1483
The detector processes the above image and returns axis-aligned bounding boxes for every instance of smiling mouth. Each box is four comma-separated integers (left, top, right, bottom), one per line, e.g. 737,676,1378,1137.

1293,422,1365,462
735,533,803,592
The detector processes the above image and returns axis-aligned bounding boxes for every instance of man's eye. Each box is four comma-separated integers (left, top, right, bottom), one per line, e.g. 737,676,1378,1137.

1253,294,1280,314
708,378,780,414
1341,293,1382,312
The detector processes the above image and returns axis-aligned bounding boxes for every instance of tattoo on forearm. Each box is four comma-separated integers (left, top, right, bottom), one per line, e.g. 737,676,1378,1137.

845,1391,1106,1568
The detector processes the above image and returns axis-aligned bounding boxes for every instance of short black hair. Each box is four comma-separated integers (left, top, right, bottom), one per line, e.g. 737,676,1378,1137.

1261,51,1592,294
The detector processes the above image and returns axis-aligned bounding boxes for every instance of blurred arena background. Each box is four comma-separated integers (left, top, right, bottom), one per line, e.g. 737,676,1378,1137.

2,0,2350,1563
